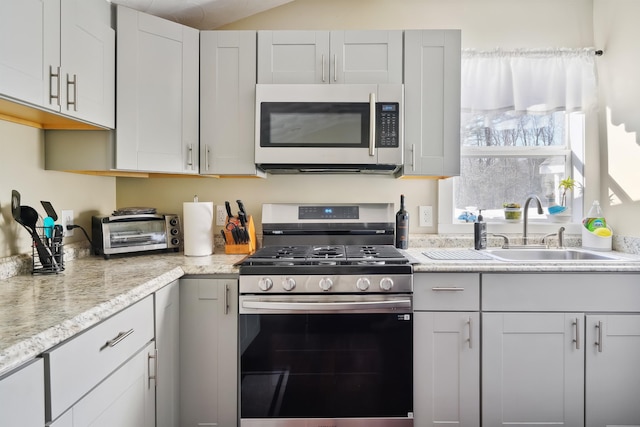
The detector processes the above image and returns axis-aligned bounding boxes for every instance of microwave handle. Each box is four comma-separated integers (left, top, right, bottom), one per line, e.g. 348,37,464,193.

369,93,376,157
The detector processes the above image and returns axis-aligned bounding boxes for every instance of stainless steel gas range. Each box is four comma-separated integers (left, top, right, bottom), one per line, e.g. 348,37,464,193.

238,203,414,427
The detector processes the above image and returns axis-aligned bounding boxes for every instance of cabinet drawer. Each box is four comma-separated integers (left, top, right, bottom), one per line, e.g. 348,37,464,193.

414,273,480,311
45,296,154,421
482,273,640,311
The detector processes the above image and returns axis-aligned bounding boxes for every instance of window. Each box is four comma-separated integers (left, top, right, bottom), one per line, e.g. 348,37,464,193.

439,48,597,233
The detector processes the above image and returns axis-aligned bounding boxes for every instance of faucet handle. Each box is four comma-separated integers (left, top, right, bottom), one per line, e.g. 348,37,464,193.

492,233,510,249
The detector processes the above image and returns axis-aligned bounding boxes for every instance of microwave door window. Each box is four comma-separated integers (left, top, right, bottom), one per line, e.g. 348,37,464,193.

109,221,167,248
261,102,369,148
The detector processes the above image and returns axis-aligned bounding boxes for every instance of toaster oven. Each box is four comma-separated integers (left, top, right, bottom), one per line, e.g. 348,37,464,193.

92,214,181,259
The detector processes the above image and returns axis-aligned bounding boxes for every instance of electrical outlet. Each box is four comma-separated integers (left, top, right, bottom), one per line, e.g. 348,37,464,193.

419,206,433,227
216,205,227,226
61,210,74,237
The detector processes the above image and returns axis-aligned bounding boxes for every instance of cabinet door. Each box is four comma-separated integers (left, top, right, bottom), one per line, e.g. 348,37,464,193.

62,342,156,427
155,281,180,427
0,358,44,427
180,278,238,426
330,30,402,84
60,0,115,128
200,31,263,176
585,315,640,427
0,0,59,109
116,5,199,174
414,312,479,427
403,30,461,177
257,30,330,84
483,313,584,426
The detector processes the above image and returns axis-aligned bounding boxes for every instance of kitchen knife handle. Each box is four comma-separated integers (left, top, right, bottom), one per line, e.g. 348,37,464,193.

225,201,233,219
236,200,246,215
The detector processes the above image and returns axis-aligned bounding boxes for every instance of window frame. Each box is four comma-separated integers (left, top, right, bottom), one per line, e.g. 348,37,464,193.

438,111,588,235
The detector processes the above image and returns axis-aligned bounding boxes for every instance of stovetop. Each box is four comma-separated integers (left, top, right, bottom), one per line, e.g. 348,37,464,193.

241,245,409,266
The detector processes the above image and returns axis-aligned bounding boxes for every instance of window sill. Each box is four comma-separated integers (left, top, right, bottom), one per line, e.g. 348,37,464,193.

438,221,582,235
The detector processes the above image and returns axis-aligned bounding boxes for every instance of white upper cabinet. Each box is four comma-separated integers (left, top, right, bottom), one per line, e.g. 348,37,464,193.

0,0,114,128
258,30,402,84
116,5,199,174
403,30,461,177
59,0,115,128
200,31,264,176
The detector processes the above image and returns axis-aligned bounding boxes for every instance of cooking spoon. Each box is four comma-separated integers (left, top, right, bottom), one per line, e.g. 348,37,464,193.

19,205,54,268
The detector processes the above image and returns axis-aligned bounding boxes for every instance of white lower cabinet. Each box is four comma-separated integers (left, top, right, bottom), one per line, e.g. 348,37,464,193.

413,273,480,427
44,296,155,426
585,314,640,427
180,277,238,426
50,341,156,427
155,280,180,427
0,358,45,427
482,312,584,426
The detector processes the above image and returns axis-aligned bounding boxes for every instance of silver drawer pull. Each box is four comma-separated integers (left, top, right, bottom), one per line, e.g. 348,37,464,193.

102,329,134,350
432,287,465,292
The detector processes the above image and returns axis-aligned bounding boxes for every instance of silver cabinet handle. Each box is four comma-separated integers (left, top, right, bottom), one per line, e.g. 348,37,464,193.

66,73,77,111
49,66,60,106
333,53,337,82
411,144,416,172
148,349,158,388
369,93,376,156
102,329,134,350
205,146,210,172
595,320,603,352
572,318,580,350
322,54,326,82
467,316,473,349
431,287,465,292
224,284,230,315
187,144,194,168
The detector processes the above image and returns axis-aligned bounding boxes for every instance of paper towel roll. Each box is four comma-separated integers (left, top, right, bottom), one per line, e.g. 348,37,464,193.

183,201,214,256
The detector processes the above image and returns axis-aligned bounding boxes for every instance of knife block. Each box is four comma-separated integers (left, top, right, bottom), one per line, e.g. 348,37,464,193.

224,215,256,255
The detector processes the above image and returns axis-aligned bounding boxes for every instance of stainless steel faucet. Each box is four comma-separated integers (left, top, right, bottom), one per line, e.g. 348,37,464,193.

523,195,543,244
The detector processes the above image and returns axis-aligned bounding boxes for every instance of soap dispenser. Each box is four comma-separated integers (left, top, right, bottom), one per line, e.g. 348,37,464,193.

474,209,487,250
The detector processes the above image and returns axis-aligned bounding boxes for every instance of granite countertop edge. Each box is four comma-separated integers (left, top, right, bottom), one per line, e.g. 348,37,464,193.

2,248,640,377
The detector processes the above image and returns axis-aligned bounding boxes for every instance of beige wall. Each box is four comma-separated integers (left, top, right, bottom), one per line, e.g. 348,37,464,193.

0,121,115,257
593,0,640,237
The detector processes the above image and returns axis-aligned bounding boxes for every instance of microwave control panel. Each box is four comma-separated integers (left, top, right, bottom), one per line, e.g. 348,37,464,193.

376,103,400,147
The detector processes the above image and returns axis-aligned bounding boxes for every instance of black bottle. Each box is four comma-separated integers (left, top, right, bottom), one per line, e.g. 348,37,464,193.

474,209,487,250
395,194,409,249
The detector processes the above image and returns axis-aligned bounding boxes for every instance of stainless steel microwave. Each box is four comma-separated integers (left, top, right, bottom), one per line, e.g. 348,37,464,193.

255,83,404,174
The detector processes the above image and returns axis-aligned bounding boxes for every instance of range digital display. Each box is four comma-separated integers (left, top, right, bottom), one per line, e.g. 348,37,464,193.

298,206,359,220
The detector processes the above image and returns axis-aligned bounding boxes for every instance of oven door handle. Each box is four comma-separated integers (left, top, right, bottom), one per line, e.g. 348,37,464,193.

241,298,412,312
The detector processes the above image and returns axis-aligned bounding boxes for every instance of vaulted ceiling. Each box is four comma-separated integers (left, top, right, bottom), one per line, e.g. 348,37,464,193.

109,0,294,29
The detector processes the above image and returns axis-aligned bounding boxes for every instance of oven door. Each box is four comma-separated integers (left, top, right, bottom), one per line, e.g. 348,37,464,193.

239,294,413,427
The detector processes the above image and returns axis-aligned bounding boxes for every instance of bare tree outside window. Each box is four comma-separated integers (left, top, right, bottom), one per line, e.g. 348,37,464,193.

455,111,569,221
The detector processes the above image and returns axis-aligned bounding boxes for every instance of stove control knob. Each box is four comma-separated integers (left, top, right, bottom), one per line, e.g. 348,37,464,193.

319,277,333,291
379,277,394,291
282,277,296,291
258,277,273,292
356,277,371,291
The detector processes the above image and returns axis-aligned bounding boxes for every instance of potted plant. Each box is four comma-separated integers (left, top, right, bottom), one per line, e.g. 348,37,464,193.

558,177,577,207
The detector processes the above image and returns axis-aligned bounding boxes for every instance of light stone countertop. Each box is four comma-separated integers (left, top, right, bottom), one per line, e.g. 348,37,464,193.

2,246,640,377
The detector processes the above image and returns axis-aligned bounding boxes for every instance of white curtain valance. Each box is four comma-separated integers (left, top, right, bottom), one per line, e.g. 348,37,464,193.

461,48,598,114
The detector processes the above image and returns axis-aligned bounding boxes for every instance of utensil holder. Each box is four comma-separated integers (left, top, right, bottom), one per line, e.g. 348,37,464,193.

32,226,64,274
224,215,256,255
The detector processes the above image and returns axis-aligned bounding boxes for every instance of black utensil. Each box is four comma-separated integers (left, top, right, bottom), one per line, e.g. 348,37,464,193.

20,205,53,267
220,229,227,244
236,199,247,216
11,190,21,221
41,201,58,221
